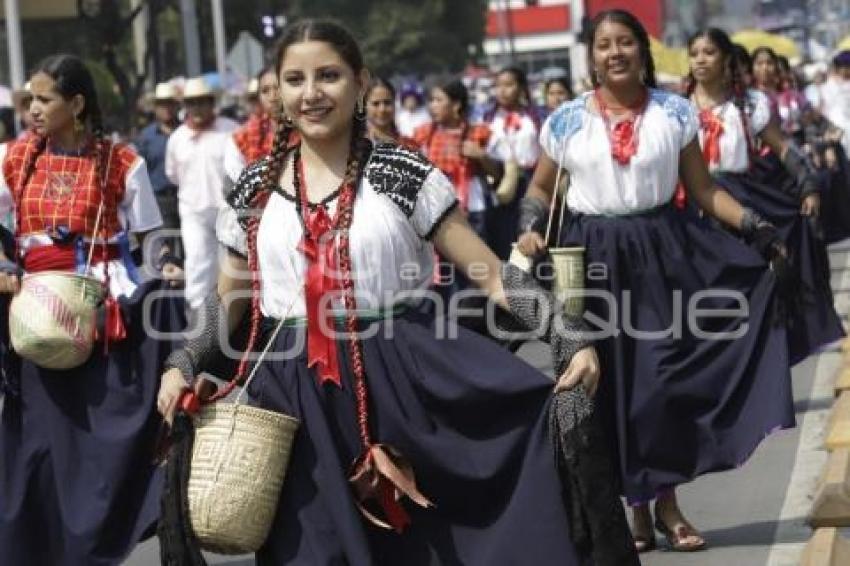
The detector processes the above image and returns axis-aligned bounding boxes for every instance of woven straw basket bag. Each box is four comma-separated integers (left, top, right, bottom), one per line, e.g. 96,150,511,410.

188,402,299,554
9,271,104,369
187,291,301,555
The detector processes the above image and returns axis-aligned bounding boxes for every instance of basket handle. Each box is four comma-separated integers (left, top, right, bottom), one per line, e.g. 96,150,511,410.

233,285,304,406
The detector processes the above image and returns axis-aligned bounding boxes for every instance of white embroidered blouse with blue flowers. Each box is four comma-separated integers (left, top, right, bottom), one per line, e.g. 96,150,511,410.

539,89,699,216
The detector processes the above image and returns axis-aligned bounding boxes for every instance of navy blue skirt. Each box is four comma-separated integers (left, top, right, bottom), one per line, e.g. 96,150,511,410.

714,166,844,364
562,205,795,504
245,306,580,566
0,279,185,566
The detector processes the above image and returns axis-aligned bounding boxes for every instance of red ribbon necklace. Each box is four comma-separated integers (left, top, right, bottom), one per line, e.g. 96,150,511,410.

293,145,351,388
594,88,649,165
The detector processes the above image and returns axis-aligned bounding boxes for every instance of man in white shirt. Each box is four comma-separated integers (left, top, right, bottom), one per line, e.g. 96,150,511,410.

165,77,237,310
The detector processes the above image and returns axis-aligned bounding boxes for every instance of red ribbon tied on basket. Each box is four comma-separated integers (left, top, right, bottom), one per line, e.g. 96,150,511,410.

349,444,434,533
297,205,343,387
699,108,724,166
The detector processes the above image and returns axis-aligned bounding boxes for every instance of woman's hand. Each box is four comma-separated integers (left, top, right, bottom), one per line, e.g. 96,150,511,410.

0,272,19,294
461,140,486,161
517,230,547,258
555,346,600,396
157,368,189,424
801,193,821,217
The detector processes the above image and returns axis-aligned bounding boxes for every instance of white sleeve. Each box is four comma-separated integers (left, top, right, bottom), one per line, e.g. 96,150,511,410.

679,104,700,149
411,168,459,239
223,136,247,184
164,134,179,185
216,206,246,255
538,113,562,163
121,157,163,233
748,90,772,135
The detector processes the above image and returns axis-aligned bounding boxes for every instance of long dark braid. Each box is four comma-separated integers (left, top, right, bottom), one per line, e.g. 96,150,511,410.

232,111,294,388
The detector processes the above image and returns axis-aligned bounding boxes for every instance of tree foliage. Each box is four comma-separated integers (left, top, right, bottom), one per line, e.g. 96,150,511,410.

285,0,488,76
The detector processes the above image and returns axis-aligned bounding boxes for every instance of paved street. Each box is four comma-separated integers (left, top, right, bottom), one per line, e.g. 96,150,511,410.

128,243,850,565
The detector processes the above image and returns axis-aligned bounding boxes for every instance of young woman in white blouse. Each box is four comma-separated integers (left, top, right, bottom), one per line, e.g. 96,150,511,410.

152,19,634,566
686,27,842,366
519,10,795,553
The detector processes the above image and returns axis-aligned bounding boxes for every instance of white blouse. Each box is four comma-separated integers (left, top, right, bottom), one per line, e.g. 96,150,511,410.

486,108,541,169
692,90,771,173
217,145,458,319
540,89,699,216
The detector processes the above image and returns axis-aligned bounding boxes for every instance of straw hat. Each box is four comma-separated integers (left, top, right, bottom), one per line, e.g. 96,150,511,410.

154,82,178,101
183,76,216,100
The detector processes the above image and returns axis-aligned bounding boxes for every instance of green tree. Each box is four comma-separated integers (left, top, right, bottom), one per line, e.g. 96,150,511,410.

285,0,487,76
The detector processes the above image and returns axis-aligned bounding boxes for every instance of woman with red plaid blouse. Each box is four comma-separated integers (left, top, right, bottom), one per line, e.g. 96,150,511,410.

224,66,280,185
0,55,185,565
414,79,499,241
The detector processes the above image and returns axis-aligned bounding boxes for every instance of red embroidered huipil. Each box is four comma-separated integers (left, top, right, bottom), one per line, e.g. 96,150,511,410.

3,137,138,243
232,113,275,164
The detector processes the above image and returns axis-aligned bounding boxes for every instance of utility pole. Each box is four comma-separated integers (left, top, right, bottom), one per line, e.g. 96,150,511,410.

179,0,202,77
211,0,228,87
4,0,25,89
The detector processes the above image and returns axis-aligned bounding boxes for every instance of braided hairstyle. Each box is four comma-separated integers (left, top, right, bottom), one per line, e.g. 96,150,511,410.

685,28,756,158
16,55,108,237
587,9,658,89
230,20,374,435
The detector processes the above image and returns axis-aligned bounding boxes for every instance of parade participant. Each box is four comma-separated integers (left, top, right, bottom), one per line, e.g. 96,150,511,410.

224,66,281,185
414,79,498,240
543,76,574,117
395,80,430,138
752,46,782,118
0,54,184,566
775,56,810,144
686,27,842,364
731,44,754,87
165,76,237,310
154,18,643,566
364,77,416,148
483,67,541,260
518,10,795,552
135,82,182,272
822,50,850,155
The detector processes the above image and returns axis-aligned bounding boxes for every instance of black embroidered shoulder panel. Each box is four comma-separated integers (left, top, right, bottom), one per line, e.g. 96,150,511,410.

364,143,434,218
227,157,271,232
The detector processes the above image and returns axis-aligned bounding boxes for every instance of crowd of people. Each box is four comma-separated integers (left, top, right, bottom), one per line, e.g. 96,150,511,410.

0,7,850,566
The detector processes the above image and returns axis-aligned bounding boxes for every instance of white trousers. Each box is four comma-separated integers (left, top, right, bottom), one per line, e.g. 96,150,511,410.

179,205,220,309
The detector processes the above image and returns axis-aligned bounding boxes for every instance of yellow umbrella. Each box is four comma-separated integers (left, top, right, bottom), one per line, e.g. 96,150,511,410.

732,29,799,59
650,36,689,79
837,35,850,52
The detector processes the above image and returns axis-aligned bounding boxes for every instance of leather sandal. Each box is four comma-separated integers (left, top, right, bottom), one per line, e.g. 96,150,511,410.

654,518,707,552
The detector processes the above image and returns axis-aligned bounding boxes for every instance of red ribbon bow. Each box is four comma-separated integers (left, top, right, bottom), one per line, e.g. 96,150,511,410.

504,111,523,132
609,119,638,165
297,205,343,387
699,108,724,165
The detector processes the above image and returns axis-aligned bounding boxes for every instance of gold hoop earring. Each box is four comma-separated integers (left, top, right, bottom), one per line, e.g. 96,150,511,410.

74,115,85,135
639,69,647,85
